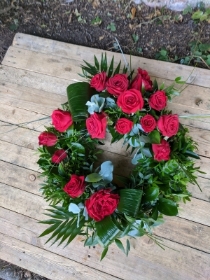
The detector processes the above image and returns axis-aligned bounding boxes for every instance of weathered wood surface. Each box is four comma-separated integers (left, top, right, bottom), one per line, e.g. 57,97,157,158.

0,33,210,280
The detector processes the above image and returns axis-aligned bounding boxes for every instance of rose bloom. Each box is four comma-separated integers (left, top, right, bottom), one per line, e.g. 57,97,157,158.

152,139,171,161
86,112,107,139
115,118,133,134
130,68,153,91
148,90,167,111
106,74,129,96
85,189,120,221
140,115,156,133
51,109,73,132
117,89,144,114
157,114,179,137
52,149,67,164
38,132,57,146
63,174,85,198
90,72,107,91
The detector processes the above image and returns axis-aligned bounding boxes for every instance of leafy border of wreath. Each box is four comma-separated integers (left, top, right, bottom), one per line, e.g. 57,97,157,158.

37,54,202,260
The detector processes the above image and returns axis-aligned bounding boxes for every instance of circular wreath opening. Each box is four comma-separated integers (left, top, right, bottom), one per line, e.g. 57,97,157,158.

37,54,201,259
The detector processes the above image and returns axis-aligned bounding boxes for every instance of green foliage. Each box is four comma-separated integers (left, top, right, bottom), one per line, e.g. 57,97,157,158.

107,22,116,32
38,53,202,260
155,48,169,61
91,16,102,25
191,8,210,22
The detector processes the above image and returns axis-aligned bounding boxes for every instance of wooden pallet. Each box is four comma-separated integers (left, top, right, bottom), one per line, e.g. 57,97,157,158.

0,33,210,280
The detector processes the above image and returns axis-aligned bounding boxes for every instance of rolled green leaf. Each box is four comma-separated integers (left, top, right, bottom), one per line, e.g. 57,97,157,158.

67,82,95,122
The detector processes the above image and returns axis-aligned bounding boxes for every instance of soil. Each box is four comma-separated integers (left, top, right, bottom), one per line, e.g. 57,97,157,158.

0,0,210,279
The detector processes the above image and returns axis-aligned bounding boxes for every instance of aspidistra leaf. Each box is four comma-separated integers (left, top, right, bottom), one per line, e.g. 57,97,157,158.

67,82,94,122
117,189,143,217
95,216,121,247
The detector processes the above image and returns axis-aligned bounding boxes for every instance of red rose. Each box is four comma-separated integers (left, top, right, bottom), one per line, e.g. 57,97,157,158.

152,139,170,161
52,149,67,164
85,189,120,221
115,118,133,134
131,68,153,91
117,89,144,114
51,109,73,132
148,90,167,111
140,115,156,133
86,112,107,139
106,74,129,96
38,132,57,146
63,175,85,198
157,114,179,137
90,72,107,91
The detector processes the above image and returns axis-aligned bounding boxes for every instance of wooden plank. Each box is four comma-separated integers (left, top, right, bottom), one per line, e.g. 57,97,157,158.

0,141,39,172
0,233,116,280
2,47,81,80
0,81,67,115
0,65,69,94
0,161,40,196
188,177,210,202
0,207,210,280
1,206,210,256
11,33,210,88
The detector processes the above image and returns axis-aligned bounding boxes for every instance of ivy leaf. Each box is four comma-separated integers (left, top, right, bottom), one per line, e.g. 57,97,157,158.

149,130,161,144
85,173,103,183
158,198,178,216
67,82,95,122
117,189,143,217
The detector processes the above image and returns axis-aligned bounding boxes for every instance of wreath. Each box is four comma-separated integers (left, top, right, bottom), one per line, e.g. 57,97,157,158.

37,54,201,259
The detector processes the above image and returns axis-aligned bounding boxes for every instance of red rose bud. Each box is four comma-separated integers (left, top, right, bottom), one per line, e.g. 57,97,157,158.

115,118,133,134
152,139,170,161
63,175,85,198
38,132,57,146
106,74,129,96
140,115,156,133
157,114,179,137
117,89,144,114
90,72,107,91
148,90,167,111
51,109,73,132
52,149,67,164
131,68,153,91
85,189,120,221
86,112,107,139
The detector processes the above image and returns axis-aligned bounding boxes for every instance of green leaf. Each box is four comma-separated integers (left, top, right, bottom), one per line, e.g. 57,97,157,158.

108,56,114,77
158,198,178,216
184,150,200,159
126,239,130,256
67,82,94,122
117,189,143,217
85,173,103,183
100,246,109,261
153,79,158,91
192,10,203,20
101,53,108,72
94,55,100,70
149,130,161,144
113,60,121,75
95,216,121,247
144,186,159,201
115,239,125,254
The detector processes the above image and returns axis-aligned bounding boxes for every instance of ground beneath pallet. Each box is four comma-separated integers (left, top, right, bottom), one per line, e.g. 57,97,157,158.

0,0,210,66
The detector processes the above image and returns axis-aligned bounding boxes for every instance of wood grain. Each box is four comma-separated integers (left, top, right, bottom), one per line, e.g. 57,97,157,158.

12,33,210,88
0,207,210,280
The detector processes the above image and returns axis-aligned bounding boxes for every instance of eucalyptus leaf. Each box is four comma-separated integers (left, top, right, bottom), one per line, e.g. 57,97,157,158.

68,203,80,214
99,161,114,183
